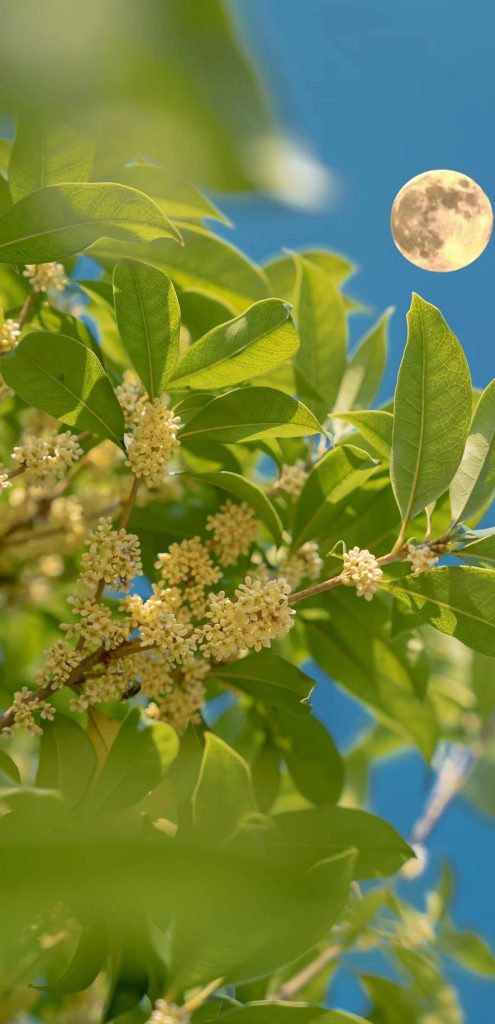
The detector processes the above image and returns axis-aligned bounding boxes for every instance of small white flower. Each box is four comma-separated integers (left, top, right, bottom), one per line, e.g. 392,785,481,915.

0,318,21,354
342,546,383,601
407,543,438,575
23,262,67,293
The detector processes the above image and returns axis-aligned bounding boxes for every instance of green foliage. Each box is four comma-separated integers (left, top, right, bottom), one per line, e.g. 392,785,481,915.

0,111,494,1024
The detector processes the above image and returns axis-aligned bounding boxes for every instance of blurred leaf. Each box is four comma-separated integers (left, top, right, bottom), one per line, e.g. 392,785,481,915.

251,743,282,813
334,308,392,412
181,387,322,443
1,331,125,443
87,709,179,815
387,566,495,655
48,920,107,995
333,410,392,460
204,1004,368,1023
0,182,180,264
450,379,495,523
117,163,228,223
266,805,412,878
0,749,21,784
294,256,347,419
169,298,298,390
211,653,313,713
36,712,97,807
439,920,495,976
189,470,283,543
457,533,495,566
391,294,471,524
93,225,269,312
292,445,377,549
113,259,180,398
193,733,256,842
272,706,344,806
9,118,95,202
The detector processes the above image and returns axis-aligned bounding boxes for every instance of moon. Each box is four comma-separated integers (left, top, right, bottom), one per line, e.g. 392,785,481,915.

390,169,493,271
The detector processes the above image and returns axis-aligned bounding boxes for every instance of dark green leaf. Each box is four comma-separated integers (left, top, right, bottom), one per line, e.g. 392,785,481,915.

387,566,495,655
113,259,180,398
211,653,313,713
292,445,377,549
0,749,21,784
193,734,256,842
36,712,97,807
1,331,125,443
272,707,344,806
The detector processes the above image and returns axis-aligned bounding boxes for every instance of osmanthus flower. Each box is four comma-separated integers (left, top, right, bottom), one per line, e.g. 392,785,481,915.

278,540,323,590
79,516,142,590
124,396,182,487
341,546,383,601
64,594,128,650
202,575,295,660
122,589,197,663
11,430,83,485
155,537,222,587
406,542,439,575
206,499,258,565
23,262,67,293
278,458,309,498
146,659,210,734
0,468,10,491
115,369,147,427
0,318,21,354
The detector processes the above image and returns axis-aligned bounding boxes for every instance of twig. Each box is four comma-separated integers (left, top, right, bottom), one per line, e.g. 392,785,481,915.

275,944,340,1001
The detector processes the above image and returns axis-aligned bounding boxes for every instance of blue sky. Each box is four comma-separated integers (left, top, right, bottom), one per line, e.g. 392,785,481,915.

219,2,495,1020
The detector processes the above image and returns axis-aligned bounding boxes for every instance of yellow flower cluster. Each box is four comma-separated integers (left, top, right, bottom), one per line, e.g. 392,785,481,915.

280,540,322,590
406,543,438,575
146,660,209,734
123,588,196,663
202,576,294,660
125,397,181,487
156,537,222,587
80,516,142,590
0,469,10,492
206,499,258,565
23,262,67,293
116,370,147,427
278,458,308,497
64,594,128,650
0,318,21,354
342,546,383,601
11,430,83,486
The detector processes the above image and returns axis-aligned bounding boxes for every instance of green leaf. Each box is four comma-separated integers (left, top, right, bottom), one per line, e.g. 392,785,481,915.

267,805,412,878
87,709,178,815
333,410,393,459
439,921,495,976
264,249,355,303
211,653,313,713
36,713,97,807
450,379,495,523
272,707,344,806
210,1004,368,1023
0,182,180,264
292,445,377,549
93,224,269,313
0,749,21,784
1,332,125,444
306,591,436,758
113,259,180,398
117,163,228,223
169,298,299,390
391,294,472,524
387,566,495,655
9,118,95,202
294,256,347,418
48,921,107,996
188,470,283,544
192,733,256,842
181,387,322,443
334,308,392,412
457,532,495,566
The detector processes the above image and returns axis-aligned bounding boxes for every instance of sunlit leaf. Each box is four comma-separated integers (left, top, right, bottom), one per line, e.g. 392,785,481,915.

113,259,180,398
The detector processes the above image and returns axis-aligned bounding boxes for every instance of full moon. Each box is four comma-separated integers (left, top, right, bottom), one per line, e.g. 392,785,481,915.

390,169,493,271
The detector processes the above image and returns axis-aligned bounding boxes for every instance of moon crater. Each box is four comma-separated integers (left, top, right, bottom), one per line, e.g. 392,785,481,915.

391,170,493,271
